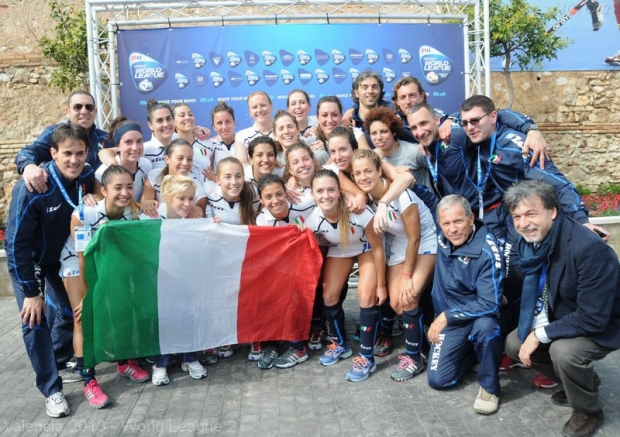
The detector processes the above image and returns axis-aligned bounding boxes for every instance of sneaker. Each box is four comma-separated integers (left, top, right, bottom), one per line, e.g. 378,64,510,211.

248,343,263,362
562,410,604,437
473,386,499,415
533,373,558,389
218,344,236,358
605,52,620,65
587,1,604,31
181,360,208,380
319,341,353,366
144,356,155,364
66,357,77,371
83,380,111,409
390,354,425,382
353,324,361,342
308,328,324,351
346,355,377,382
374,332,393,357
117,360,150,383
392,318,404,337
499,355,527,372
151,365,169,386
257,345,279,369
46,392,70,418
58,368,82,384
274,347,309,369
202,349,219,365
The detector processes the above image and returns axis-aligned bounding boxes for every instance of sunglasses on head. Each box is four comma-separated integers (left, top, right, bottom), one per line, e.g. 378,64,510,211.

72,103,96,112
460,112,489,128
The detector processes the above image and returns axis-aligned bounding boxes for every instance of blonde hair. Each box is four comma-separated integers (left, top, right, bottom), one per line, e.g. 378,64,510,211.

160,174,196,202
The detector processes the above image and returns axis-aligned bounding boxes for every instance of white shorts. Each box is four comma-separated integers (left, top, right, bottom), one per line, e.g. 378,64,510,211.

326,240,372,258
59,245,79,278
385,228,437,266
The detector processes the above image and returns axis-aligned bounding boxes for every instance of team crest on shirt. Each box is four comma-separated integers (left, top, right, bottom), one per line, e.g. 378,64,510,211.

489,154,501,164
403,323,414,329
359,325,372,332
458,256,470,265
387,210,397,222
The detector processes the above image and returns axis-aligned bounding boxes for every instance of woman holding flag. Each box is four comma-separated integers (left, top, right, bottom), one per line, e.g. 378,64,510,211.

62,165,149,408
140,174,209,385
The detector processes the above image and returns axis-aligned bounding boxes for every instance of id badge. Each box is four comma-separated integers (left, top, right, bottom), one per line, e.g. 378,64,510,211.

74,226,92,252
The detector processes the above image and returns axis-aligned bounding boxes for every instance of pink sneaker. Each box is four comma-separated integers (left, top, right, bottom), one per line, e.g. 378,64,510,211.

84,380,111,409
117,360,150,383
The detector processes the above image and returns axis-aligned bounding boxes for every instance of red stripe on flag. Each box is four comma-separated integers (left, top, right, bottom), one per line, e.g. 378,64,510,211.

237,227,322,343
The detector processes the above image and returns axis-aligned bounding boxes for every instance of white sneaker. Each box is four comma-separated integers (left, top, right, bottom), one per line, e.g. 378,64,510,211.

151,365,169,386
181,361,207,380
473,386,499,415
58,368,82,384
46,392,70,418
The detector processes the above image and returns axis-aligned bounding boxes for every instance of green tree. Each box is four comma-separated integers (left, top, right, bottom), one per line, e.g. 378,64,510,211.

488,0,570,108
38,1,92,92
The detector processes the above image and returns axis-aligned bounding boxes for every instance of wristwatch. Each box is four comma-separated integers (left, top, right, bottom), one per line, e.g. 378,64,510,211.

525,124,539,133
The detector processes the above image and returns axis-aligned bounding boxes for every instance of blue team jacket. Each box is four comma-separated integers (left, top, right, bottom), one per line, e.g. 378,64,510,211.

5,161,94,298
432,221,505,325
15,122,111,174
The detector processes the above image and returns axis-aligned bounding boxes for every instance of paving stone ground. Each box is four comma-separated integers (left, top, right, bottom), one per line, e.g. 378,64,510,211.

0,295,618,437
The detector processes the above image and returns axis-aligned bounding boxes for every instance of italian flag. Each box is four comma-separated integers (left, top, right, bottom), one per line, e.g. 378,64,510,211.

82,220,322,368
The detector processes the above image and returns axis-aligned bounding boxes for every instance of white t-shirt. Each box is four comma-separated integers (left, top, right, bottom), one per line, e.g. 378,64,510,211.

145,168,207,203
95,155,152,202
59,200,135,277
304,205,375,258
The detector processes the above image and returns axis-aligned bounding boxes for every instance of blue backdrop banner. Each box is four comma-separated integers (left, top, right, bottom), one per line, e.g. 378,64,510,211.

117,23,465,131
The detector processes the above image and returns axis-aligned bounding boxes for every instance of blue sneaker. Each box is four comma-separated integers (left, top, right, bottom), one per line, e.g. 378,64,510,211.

319,341,352,366
346,355,377,382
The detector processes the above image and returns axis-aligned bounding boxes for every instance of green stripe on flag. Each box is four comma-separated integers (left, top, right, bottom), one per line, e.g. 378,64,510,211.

83,220,163,367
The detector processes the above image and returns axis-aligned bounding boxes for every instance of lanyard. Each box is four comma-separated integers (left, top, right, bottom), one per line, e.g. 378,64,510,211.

424,140,441,187
537,263,548,298
461,127,497,218
49,165,83,220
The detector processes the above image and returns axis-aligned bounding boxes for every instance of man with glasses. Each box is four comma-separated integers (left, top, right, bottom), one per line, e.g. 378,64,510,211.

15,90,111,193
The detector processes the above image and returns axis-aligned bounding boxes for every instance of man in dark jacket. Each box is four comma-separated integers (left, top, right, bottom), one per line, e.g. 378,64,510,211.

5,124,94,418
504,180,620,437
427,194,505,415
15,90,111,193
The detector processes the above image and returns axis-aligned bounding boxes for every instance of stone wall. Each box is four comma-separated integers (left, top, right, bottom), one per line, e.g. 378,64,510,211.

492,70,620,190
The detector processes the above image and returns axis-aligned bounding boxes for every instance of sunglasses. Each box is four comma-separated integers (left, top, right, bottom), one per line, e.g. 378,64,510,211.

72,103,96,112
460,112,489,128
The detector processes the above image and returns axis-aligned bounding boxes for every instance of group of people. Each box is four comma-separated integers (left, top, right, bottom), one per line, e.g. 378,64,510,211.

6,69,620,437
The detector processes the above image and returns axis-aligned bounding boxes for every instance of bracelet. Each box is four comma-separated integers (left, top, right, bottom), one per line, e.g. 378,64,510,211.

378,200,389,206
402,272,412,277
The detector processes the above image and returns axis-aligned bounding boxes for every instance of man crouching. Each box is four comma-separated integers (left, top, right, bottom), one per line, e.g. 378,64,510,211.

504,179,620,437
427,195,505,415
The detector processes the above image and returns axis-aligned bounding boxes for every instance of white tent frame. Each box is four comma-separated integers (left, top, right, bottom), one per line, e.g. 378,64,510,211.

85,0,490,129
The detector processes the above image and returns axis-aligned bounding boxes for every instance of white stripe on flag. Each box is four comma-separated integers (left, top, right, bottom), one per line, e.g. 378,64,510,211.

157,220,249,354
